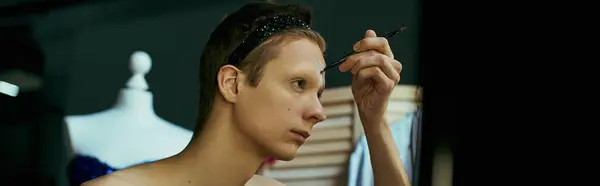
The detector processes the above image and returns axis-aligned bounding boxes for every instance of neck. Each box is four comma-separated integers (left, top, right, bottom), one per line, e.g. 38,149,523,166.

113,88,155,115
168,108,265,186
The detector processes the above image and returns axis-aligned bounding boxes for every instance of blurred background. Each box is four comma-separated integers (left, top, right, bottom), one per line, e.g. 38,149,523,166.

0,0,431,186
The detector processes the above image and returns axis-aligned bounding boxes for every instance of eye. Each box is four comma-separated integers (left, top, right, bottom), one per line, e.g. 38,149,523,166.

292,79,307,90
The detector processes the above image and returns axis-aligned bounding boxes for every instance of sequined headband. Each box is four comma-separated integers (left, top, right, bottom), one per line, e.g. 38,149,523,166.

228,14,310,65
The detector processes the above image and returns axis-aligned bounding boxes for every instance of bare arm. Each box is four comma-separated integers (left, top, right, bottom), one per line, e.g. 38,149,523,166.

339,29,411,186
363,120,411,186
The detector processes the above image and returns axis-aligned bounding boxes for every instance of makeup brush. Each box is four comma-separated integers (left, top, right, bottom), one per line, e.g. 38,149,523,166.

320,26,407,73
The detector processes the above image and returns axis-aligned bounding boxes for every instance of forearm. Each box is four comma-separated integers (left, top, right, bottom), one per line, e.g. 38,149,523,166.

364,120,411,186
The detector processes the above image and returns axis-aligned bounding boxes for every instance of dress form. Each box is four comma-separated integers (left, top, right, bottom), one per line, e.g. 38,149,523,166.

65,51,193,169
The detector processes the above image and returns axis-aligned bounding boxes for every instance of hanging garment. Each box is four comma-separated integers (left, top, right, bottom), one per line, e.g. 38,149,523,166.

348,111,419,186
67,155,157,186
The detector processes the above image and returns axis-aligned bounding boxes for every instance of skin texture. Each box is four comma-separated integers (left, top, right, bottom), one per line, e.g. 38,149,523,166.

230,38,327,161
82,30,409,186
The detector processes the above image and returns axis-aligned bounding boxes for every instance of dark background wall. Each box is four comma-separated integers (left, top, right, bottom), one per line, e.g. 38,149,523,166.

1,0,420,185
35,0,420,127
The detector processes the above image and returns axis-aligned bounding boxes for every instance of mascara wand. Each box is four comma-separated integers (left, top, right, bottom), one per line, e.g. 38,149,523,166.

320,26,407,73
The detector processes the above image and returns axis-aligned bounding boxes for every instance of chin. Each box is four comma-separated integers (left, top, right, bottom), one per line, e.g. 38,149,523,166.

268,144,300,161
276,153,297,161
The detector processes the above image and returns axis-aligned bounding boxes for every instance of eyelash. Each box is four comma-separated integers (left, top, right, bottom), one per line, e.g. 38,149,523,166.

292,79,307,90
292,79,322,99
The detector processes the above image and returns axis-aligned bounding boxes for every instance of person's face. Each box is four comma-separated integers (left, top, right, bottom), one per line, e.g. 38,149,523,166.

235,38,327,161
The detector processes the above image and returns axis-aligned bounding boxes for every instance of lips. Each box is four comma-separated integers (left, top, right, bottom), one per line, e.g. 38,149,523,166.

291,129,311,139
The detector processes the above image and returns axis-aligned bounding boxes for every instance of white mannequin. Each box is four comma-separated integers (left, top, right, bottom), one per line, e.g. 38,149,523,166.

65,51,193,169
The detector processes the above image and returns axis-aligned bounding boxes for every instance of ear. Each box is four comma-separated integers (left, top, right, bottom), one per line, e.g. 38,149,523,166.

217,65,243,103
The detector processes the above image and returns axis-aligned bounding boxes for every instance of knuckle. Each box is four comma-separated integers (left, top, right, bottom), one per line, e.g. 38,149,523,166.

347,54,359,63
359,39,367,48
380,37,389,46
356,57,367,64
347,54,356,61
352,59,364,73
375,66,384,74
376,54,387,64
386,82,395,91
368,66,378,74
396,61,402,73
367,50,378,57
394,74,401,83
357,69,368,79
397,61,403,71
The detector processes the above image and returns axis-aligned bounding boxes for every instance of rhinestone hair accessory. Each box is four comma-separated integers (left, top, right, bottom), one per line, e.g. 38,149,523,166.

228,14,310,65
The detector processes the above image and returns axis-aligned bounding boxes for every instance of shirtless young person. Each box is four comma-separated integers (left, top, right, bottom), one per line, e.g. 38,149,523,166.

83,2,409,186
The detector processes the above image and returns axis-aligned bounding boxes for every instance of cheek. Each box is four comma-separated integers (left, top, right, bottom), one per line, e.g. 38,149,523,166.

269,93,302,121
239,84,296,127
256,87,305,128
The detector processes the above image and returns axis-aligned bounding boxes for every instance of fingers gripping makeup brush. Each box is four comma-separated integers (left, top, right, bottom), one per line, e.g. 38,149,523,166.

320,26,407,73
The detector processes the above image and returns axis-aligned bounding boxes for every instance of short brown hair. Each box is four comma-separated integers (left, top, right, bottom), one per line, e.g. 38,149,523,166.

195,2,326,134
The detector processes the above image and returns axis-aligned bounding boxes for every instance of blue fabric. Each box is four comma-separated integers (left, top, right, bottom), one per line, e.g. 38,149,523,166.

348,112,417,186
67,155,155,186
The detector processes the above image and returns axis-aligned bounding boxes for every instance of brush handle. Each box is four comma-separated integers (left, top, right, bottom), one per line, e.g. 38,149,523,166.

321,51,357,72
321,27,406,73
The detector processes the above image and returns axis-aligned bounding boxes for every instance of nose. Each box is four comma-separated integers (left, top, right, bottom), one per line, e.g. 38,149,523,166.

303,98,327,125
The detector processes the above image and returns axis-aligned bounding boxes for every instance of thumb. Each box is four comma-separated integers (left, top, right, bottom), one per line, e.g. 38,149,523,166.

365,29,377,38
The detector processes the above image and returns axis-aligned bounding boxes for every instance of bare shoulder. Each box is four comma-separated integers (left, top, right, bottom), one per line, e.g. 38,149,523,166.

81,173,136,186
246,175,285,186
